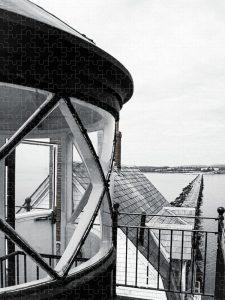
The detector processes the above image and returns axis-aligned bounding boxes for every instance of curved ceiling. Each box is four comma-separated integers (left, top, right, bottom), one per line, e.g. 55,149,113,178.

0,0,134,119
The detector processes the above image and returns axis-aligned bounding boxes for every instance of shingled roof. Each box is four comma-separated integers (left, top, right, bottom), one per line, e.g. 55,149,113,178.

147,207,194,260
73,162,90,190
113,166,194,297
113,166,170,222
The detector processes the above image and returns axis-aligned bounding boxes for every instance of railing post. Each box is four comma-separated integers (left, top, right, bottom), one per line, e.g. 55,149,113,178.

217,207,225,239
112,203,119,298
215,207,225,300
25,197,32,212
112,203,119,248
139,212,146,246
6,151,16,287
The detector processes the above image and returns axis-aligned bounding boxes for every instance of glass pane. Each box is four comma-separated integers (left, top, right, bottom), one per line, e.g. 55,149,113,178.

72,145,90,213
0,84,49,134
4,106,65,282
71,98,115,174
15,141,50,211
0,90,116,285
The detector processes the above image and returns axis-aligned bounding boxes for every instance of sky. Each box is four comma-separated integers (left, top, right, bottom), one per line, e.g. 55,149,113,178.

32,0,225,166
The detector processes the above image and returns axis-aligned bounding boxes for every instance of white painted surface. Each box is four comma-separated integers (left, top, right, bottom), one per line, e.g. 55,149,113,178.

116,229,167,300
16,210,55,281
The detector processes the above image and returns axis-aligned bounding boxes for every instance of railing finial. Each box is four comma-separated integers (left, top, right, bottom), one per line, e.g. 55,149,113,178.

217,206,224,236
217,206,225,218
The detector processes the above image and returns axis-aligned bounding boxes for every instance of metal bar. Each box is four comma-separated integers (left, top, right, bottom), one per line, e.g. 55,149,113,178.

68,184,92,224
125,227,128,285
61,188,106,277
147,228,150,285
73,222,101,227
157,229,161,289
0,93,60,162
22,140,58,147
57,97,115,277
0,251,23,261
168,230,173,291
180,230,184,292
0,218,60,280
0,260,3,287
139,212,146,246
118,224,217,234
112,203,119,249
116,283,215,298
62,97,113,218
191,231,195,294
202,232,208,294
16,253,19,285
108,123,117,180
75,258,88,263
214,207,225,299
135,227,139,287
6,150,16,287
36,266,39,280
4,260,6,287
24,254,27,283
118,211,218,221
40,253,61,260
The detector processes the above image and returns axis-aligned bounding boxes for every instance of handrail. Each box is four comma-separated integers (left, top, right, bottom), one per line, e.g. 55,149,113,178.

117,224,218,234
40,253,62,260
0,218,60,280
0,251,88,263
0,251,25,261
118,211,218,220
115,218,217,298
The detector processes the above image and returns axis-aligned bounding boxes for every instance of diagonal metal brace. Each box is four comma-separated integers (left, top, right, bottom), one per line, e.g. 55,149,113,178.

0,218,61,280
0,93,61,162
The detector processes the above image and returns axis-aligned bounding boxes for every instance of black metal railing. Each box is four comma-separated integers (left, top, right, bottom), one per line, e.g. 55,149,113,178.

112,204,225,300
0,251,27,287
0,251,89,288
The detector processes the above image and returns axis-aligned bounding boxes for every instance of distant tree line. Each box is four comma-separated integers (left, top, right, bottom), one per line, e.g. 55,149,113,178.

137,165,225,173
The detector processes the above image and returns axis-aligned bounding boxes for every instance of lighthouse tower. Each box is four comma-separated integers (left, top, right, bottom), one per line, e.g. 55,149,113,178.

0,1,133,299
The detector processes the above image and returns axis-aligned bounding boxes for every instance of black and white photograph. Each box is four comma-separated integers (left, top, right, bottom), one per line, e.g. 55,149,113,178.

0,1,224,299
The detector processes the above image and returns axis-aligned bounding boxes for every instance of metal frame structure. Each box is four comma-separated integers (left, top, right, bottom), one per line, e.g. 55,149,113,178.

0,91,116,289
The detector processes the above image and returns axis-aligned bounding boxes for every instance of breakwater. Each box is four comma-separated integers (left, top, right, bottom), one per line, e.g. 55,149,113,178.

170,174,204,210
171,174,205,290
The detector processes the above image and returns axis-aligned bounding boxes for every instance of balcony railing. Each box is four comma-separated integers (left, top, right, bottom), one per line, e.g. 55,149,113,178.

0,205,224,299
112,205,225,300
0,251,89,288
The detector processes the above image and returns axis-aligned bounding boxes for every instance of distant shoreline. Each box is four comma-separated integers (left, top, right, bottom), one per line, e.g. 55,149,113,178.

139,170,225,175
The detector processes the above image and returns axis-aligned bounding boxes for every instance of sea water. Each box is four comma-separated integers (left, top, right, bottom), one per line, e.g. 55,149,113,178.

145,172,225,298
